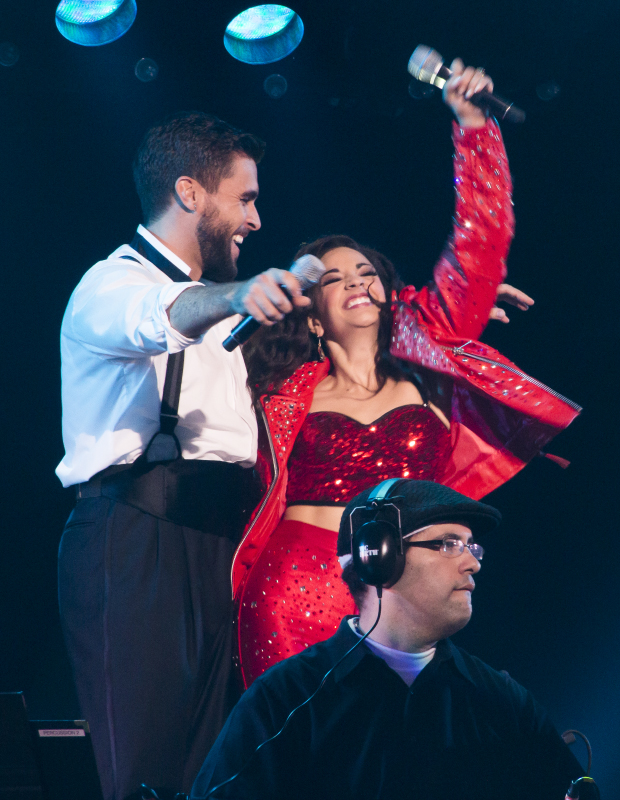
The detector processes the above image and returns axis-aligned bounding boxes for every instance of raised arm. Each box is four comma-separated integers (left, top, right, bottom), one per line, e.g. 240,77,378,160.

399,59,515,342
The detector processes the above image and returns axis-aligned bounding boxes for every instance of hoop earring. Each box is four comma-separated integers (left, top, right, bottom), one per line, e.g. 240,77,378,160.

317,337,325,362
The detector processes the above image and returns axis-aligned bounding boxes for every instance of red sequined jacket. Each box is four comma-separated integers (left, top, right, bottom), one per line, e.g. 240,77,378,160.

231,120,581,599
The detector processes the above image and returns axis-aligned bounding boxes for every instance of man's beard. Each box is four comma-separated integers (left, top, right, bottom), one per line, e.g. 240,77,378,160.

196,205,237,283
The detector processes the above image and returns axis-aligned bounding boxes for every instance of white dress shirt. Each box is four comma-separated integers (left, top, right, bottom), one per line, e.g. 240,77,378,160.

57,225,257,487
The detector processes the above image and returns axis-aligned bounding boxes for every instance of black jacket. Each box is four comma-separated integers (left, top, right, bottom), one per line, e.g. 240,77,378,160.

191,617,583,800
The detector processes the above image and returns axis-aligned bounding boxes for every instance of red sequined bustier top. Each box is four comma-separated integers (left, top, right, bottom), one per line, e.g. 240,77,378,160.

285,404,452,506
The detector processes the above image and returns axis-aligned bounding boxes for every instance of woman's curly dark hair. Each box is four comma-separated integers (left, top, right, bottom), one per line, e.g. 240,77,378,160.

244,235,414,402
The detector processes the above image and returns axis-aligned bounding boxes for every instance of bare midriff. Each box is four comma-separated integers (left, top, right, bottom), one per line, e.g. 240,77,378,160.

282,504,344,532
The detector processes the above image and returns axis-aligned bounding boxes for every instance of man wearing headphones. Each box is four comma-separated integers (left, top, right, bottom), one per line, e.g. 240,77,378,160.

190,479,583,800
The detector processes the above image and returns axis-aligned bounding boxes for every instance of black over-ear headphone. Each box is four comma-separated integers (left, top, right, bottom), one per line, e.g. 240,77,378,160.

349,478,407,591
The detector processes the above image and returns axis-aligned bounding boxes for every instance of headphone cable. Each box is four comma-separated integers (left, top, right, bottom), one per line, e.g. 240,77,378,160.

203,595,383,798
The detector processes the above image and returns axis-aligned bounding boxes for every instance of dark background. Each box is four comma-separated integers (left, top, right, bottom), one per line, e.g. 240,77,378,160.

1,0,618,794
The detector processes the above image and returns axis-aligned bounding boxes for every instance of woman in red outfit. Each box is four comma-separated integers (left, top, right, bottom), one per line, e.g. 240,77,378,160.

233,61,581,687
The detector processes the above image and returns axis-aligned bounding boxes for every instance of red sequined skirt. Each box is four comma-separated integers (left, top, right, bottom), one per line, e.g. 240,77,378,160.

237,519,356,687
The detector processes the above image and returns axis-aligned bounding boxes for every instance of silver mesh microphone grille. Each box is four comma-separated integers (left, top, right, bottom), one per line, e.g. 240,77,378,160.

407,45,445,86
290,254,325,291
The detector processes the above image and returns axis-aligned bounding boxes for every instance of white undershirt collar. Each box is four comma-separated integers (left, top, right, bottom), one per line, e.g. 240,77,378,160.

349,617,436,686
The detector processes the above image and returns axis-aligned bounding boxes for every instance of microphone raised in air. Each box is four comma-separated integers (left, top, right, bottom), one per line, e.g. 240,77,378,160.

408,45,526,124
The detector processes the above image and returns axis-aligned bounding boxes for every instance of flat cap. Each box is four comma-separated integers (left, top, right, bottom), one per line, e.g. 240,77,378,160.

337,479,501,557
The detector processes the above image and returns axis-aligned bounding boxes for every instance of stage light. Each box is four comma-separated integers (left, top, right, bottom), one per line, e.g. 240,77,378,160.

135,58,158,82
55,0,137,46
408,79,434,100
224,5,303,65
536,80,561,101
0,42,20,67
263,73,287,98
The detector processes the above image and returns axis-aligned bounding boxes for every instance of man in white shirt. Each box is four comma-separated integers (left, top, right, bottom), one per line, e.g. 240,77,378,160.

57,112,309,800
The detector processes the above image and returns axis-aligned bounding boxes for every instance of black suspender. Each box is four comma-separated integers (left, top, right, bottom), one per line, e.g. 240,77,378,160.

122,232,191,462
127,231,190,283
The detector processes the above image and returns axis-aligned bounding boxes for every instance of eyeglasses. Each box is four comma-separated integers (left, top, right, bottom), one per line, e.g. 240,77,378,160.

404,536,484,561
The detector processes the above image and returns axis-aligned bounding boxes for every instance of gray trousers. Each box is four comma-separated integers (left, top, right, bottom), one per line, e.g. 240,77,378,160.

58,496,241,800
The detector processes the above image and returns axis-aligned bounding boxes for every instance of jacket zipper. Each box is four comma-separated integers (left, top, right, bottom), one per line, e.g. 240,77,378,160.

230,402,280,597
450,341,582,412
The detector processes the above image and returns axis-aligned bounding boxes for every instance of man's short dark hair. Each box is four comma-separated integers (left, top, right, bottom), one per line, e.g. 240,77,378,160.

132,111,266,224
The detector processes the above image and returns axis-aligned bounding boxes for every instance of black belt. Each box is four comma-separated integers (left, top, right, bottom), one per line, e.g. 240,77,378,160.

75,460,261,541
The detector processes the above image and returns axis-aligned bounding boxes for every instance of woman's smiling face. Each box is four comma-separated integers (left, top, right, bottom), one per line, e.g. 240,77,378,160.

310,247,386,340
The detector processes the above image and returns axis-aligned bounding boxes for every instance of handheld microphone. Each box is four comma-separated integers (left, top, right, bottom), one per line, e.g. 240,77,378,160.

408,45,526,124
222,254,325,352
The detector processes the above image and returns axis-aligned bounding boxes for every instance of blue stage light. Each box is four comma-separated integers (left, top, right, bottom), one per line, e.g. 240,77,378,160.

0,42,20,67
263,74,288,99
135,57,158,82
536,80,561,101
224,5,304,65
55,0,137,46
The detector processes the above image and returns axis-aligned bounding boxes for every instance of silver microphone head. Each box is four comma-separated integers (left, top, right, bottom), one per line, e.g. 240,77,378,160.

407,45,447,89
290,254,325,291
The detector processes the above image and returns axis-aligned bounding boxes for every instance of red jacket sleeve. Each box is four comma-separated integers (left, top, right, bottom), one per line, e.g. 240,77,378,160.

399,120,514,342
